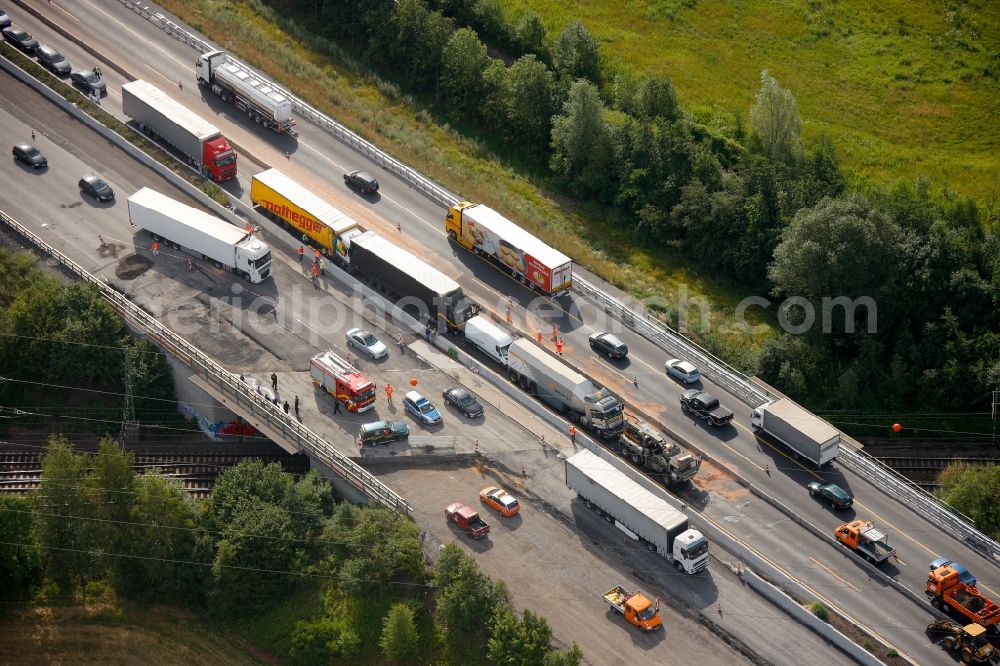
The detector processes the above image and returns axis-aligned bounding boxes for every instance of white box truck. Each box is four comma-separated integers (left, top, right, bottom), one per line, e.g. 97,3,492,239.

507,338,623,439
121,80,237,182
565,449,708,574
464,316,514,366
751,398,840,467
127,188,272,283
195,51,294,133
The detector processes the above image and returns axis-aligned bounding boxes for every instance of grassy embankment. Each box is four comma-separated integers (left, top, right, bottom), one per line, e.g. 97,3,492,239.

154,0,771,370
504,0,1000,208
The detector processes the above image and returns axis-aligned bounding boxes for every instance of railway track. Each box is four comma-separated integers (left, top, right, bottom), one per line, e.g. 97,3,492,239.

871,457,1000,490
0,450,310,499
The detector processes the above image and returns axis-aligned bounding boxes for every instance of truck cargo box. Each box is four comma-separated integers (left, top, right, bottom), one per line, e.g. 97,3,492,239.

752,398,840,467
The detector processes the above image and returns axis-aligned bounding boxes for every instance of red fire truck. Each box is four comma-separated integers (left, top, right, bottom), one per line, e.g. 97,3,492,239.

310,350,376,412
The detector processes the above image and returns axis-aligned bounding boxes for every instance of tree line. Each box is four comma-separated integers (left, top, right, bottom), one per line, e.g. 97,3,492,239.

276,0,999,423
0,440,582,664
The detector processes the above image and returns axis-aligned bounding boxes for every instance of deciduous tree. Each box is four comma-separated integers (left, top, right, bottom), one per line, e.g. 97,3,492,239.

553,21,600,83
749,69,802,163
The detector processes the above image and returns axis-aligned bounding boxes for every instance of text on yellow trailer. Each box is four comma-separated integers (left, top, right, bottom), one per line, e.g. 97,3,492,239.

250,168,361,261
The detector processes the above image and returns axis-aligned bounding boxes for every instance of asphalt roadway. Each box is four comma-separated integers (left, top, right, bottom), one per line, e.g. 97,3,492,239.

0,68,851,665
6,1,996,662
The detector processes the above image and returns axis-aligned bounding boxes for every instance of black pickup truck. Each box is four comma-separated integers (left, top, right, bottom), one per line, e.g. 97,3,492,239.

680,390,734,427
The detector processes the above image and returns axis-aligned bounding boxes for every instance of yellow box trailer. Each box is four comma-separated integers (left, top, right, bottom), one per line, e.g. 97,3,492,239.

250,168,361,259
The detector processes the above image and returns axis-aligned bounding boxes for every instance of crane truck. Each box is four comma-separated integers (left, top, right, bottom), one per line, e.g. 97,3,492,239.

565,449,708,574
121,80,237,182
927,564,1000,631
619,412,702,486
507,339,624,439
751,398,840,467
445,202,573,296
127,188,272,283
195,51,294,132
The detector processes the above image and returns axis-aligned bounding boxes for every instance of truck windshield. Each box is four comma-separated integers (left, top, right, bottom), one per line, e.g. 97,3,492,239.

215,153,237,167
250,251,272,268
637,606,658,621
600,402,623,419
682,539,708,559
357,386,375,401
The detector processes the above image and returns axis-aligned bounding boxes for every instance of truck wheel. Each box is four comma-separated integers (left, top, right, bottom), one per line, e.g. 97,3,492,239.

644,540,656,552
447,230,457,241
960,647,974,663
942,636,957,650
630,454,641,464
931,597,942,610
680,402,689,412
518,375,530,390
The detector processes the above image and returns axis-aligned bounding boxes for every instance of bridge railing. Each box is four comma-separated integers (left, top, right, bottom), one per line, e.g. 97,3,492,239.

114,0,1000,563
0,208,412,515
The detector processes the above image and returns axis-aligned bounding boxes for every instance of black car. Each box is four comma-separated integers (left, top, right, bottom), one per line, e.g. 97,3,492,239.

79,175,114,201
344,169,379,194
442,386,484,419
588,332,628,359
2,26,38,54
806,481,853,510
36,45,71,77
680,389,734,427
12,142,46,169
70,68,106,96
0,9,11,29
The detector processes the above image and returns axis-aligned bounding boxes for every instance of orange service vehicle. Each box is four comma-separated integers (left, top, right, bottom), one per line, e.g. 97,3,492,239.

479,486,520,518
603,585,662,631
927,564,1000,630
310,350,376,412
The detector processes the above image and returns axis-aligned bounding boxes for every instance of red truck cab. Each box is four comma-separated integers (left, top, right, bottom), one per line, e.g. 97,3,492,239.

204,135,237,181
446,502,490,539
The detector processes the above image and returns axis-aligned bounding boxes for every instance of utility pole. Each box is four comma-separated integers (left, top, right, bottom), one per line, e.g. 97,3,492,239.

120,348,139,447
992,389,998,450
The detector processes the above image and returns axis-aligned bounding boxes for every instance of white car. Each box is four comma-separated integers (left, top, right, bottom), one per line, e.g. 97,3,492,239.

665,359,701,384
346,328,388,359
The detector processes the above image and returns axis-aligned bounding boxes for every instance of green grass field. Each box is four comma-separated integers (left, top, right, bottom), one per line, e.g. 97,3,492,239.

504,0,1000,204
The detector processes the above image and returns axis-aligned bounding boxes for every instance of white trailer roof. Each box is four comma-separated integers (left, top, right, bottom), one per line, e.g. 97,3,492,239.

121,80,220,141
509,339,592,394
253,169,359,235
767,399,840,444
352,232,460,296
463,204,571,269
567,449,688,531
129,187,246,245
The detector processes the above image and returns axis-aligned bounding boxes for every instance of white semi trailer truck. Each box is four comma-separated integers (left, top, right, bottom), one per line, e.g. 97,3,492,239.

565,449,708,574
127,188,272,283
507,338,624,439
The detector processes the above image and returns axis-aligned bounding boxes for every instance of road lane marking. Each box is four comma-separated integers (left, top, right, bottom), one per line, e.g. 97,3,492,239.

809,557,861,591
84,0,190,68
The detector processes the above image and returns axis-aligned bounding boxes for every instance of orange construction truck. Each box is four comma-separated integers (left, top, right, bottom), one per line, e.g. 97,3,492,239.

834,519,896,564
927,564,1000,631
603,585,662,631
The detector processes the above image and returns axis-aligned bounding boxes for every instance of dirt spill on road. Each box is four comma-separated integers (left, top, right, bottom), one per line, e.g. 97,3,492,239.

693,462,751,501
115,253,151,280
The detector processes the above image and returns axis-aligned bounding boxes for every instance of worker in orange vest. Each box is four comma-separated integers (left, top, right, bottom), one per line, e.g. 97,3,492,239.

569,425,577,444
310,263,320,281
314,248,321,262
535,330,543,343
551,324,558,341
151,241,159,257
556,338,564,356
385,383,393,404
297,245,304,263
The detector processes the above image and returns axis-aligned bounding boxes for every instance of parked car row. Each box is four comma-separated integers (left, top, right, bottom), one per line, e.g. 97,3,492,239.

2,10,106,95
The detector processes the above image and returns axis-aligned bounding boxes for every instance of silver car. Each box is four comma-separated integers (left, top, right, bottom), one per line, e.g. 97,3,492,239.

665,359,701,384
346,327,388,359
